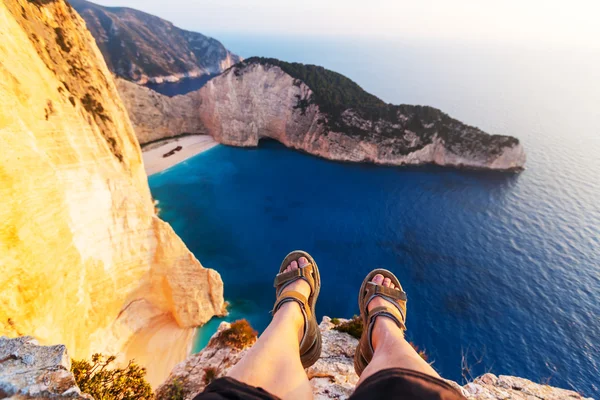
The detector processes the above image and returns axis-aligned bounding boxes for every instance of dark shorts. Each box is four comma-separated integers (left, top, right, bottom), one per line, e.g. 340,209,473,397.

193,368,465,399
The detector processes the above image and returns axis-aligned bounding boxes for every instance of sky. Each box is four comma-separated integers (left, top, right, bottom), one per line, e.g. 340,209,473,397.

92,0,600,50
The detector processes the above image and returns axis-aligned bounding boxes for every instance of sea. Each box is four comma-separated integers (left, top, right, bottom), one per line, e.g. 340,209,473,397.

147,35,600,397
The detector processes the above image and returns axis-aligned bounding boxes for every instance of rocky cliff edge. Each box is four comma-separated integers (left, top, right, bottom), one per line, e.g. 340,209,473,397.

156,318,591,400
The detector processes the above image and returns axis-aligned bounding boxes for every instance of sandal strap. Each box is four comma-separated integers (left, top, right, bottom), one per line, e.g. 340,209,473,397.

274,264,315,297
365,282,407,301
360,282,408,362
360,305,407,362
272,290,315,353
367,306,406,331
363,282,406,319
272,290,311,318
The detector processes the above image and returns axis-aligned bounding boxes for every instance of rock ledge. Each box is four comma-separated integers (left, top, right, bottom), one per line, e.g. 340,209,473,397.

156,318,590,400
0,337,90,399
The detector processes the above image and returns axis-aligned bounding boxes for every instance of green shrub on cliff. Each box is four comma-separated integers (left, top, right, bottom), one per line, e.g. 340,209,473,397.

71,353,153,400
210,319,258,350
203,367,218,385
333,315,364,339
159,378,185,400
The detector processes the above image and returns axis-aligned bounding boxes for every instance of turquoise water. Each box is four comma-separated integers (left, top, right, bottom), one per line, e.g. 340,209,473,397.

148,38,600,396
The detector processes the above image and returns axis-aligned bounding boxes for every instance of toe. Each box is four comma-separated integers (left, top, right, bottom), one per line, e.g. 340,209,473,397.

290,260,299,270
383,277,392,287
389,283,395,289
298,257,309,268
372,274,384,285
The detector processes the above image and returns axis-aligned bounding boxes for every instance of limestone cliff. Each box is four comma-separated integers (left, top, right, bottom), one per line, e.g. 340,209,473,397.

69,0,241,84
0,0,224,387
155,319,592,400
116,78,206,144
0,336,91,399
198,59,526,171
119,59,526,171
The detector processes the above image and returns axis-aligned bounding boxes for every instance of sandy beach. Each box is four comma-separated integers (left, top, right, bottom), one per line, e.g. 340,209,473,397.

142,135,219,176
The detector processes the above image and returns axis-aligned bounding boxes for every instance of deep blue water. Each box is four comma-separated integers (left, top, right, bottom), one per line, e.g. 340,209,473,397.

148,37,600,397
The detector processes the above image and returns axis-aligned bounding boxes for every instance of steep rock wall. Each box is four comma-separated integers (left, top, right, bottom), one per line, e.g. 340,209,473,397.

69,0,241,84
116,78,206,144
0,0,224,387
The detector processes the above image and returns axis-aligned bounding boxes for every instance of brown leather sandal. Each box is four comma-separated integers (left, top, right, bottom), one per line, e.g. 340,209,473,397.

354,268,407,376
272,250,322,369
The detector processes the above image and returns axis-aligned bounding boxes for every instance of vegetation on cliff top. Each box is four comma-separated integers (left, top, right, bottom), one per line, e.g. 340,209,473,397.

209,319,258,350
242,57,386,114
238,57,399,134
72,353,153,399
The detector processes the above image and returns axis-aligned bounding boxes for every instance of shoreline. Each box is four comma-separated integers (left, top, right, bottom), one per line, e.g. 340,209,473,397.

142,135,218,176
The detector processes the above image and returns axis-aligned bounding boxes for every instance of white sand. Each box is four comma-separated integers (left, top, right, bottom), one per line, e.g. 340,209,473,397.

142,135,218,176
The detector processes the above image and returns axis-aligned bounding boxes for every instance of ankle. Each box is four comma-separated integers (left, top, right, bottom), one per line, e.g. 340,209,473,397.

275,302,305,340
371,317,404,351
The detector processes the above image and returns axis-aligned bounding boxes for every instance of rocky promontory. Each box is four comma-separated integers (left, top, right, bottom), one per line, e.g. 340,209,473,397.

120,58,526,171
198,58,526,171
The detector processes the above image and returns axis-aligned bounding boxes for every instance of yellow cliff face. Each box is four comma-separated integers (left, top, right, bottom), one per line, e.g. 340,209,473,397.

0,0,224,386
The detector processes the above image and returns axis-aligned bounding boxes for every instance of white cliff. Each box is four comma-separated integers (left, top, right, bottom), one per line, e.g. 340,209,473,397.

197,61,526,171
0,0,224,387
116,78,206,144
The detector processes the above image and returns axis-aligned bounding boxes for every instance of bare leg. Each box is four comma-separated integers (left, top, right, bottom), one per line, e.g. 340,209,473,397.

228,258,313,400
357,274,440,386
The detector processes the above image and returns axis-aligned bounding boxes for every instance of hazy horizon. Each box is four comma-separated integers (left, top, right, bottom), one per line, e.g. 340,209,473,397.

90,0,600,52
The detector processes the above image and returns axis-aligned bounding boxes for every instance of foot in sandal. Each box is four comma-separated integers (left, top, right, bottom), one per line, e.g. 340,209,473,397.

279,257,312,314
354,268,408,376
272,250,322,369
368,273,406,350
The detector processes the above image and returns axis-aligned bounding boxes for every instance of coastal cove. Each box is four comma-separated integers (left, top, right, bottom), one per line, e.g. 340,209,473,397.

4,0,599,397
147,37,599,397
149,140,599,397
